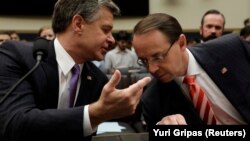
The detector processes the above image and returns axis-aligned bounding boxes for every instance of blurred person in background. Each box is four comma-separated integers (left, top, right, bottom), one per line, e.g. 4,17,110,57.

0,31,11,45
104,30,139,74
243,17,250,27
38,25,55,40
8,30,21,41
199,9,225,42
240,26,250,42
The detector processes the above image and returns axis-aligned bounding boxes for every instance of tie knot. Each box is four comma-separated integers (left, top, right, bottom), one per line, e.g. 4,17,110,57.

72,64,80,75
183,75,196,84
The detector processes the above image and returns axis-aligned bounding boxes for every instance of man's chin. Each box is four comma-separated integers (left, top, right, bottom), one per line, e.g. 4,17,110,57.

157,75,174,83
98,52,106,59
202,35,218,42
93,55,104,61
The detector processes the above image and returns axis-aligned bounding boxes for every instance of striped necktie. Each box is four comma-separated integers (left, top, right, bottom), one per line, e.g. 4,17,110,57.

183,75,217,125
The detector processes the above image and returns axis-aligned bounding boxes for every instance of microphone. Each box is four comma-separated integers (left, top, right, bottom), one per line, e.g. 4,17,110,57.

0,38,49,104
32,37,49,62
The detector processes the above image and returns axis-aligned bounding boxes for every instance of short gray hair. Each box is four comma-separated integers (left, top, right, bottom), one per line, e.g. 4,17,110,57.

52,0,120,33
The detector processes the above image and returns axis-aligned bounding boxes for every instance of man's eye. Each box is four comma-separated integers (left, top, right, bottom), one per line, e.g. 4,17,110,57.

152,57,160,61
103,28,111,34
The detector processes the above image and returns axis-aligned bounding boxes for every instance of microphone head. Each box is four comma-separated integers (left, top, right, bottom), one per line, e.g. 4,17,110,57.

32,37,49,61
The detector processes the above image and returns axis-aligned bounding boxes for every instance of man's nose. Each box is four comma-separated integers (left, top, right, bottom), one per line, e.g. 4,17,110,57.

148,62,158,74
107,34,115,45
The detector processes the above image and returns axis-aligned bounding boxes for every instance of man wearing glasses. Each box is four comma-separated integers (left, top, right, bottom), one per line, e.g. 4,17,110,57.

132,13,250,127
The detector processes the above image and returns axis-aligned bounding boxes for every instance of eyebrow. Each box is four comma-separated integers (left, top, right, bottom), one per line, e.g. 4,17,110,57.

102,25,113,30
151,52,162,58
140,51,162,60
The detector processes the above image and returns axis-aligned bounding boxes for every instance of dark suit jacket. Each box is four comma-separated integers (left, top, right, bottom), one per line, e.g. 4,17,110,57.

0,40,108,141
141,33,250,128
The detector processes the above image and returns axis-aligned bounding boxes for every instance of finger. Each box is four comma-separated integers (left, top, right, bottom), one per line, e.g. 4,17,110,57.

137,77,152,89
128,76,152,94
175,114,187,125
106,70,121,88
161,118,179,125
159,115,183,125
134,89,143,105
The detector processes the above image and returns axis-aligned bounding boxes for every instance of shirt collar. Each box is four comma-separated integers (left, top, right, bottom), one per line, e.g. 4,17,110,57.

186,49,203,76
54,38,83,76
114,46,128,53
175,48,204,84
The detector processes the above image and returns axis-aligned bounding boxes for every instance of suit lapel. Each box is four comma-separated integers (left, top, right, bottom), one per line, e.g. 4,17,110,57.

39,41,101,108
75,62,97,106
40,41,59,108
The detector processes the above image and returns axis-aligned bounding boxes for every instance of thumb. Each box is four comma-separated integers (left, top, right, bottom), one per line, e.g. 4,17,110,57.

106,69,121,88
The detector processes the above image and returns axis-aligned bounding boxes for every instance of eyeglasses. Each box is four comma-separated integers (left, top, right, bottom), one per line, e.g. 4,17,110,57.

137,41,176,67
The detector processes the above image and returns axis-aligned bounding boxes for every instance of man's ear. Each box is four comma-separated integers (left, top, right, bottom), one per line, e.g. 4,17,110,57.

179,34,187,50
199,26,203,35
72,15,85,33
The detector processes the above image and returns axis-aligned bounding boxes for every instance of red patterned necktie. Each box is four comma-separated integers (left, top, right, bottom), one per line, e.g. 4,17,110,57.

183,75,217,125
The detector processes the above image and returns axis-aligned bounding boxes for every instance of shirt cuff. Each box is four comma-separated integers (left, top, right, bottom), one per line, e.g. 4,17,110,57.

83,105,97,136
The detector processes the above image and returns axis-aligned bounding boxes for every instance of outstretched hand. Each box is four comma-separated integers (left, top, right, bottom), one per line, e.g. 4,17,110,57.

89,70,151,127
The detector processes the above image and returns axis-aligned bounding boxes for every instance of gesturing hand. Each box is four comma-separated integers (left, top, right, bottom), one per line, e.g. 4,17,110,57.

89,70,152,127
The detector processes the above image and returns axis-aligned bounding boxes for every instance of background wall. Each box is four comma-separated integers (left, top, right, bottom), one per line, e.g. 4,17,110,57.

0,0,249,33
149,0,250,31
114,0,250,32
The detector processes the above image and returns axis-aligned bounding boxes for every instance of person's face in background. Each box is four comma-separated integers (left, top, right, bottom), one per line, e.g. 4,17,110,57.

133,30,188,83
40,28,55,40
10,33,20,41
240,34,250,42
0,33,11,45
200,14,224,42
240,26,250,42
117,40,129,51
244,35,250,42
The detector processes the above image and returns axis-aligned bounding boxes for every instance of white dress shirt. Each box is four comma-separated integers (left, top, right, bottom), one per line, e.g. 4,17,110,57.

54,38,95,136
104,47,139,70
174,49,246,124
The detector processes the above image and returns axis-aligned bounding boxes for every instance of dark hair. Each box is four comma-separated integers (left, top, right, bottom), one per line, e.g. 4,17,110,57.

38,26,52,36
0,31,11,36
52,0,120,33
240,26,250,38
116,30,130,41
244,18,250,26
6,30,17,35
201,9,225,27
133,13,183,44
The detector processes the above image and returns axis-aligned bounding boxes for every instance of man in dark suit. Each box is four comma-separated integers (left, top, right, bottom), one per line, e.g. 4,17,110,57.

132,13,250,128
0,0,151,140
